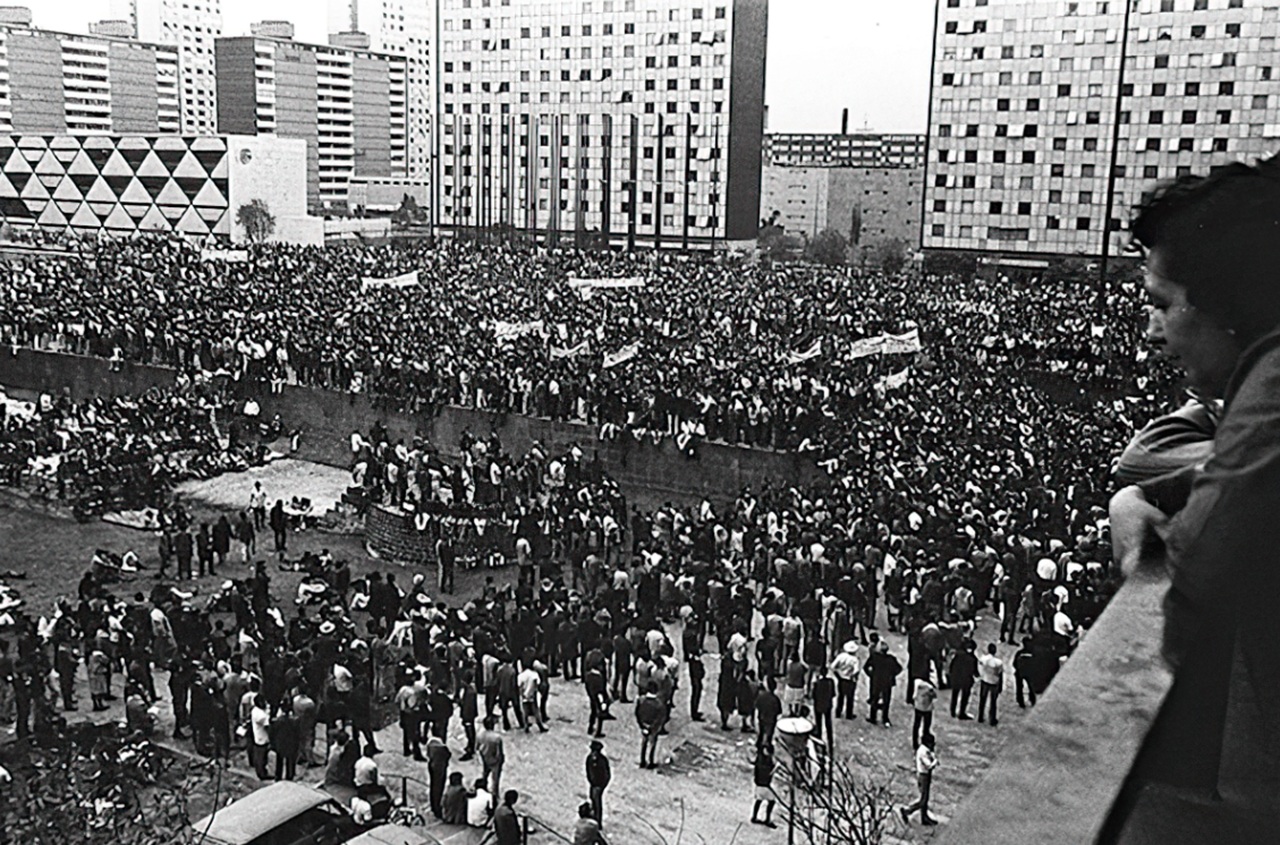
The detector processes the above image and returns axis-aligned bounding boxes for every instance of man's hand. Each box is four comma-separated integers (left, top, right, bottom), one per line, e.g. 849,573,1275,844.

1109,485,1170,577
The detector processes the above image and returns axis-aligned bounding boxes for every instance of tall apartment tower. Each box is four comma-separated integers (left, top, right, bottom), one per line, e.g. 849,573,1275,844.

0,7,179,134
332,0,435,180
216,29,408,210
435,0,768,248
114,0,222,134
924,0,1280,259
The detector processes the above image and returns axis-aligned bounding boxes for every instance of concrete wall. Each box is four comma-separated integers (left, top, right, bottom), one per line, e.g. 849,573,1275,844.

108,41,161,133
1,348,820,509
8,30,65,133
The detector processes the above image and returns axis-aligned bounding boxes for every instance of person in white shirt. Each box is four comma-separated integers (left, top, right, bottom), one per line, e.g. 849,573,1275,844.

350,794,374,825
249,696,271,779
900,733,939,825
467,777,493,827
517,665,547,732
354,745,379,786
977,643,1005,727
829,641,860,719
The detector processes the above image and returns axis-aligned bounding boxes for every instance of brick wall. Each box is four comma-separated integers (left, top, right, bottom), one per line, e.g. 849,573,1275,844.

1,347,821,509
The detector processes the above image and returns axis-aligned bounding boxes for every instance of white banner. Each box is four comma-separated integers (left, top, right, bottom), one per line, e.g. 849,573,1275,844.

551,339,591,359
568,276,646,296
492,319,545,342
201,248,249,263
603,341,641,368
783,339,822,365
874,367,911,394
846,327,923,360
361,270,420,293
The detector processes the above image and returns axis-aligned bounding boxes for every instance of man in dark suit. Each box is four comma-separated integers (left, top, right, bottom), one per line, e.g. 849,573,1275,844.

426,733,452,819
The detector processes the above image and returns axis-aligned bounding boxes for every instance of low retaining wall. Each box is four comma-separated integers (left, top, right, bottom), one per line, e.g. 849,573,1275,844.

365,505,432,566
1,347,820,508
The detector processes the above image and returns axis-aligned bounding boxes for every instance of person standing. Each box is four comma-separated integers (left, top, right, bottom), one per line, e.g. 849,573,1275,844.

949,639,978,720
250,482,267,530
611,626,633,703
175,528,194,580
900,733,939,826
1014,637,1037,708
458,669,479,760
585,739,611,824
477,716,505,798
574,801,610,845
395,672,423,760
196,523,214,576
910,677,936,750
518,661,547,732
426,732,452,819
269,500,287,556
585,661,609,738
830,641,859,719
811,665,835,746
749,746,778,828
977,643,1004,727
755,677,783,752
688,652,705,721
437,535,456,595
212,515,232,571
270,706,300,782
237,511,256,564
865,641,902,727
635,683,667,769
248,694,271,779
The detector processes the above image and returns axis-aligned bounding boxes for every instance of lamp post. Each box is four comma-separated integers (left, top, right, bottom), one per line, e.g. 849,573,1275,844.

776,716,814,845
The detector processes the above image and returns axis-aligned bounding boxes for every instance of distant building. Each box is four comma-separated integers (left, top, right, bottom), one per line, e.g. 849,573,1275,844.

114,0,223,135
215,27,408,211
0,7,179,134
0,134,318,244
924,0,1280,259
435,0,769,248
760,163,923,261
764,133,926,168
333,0,434,182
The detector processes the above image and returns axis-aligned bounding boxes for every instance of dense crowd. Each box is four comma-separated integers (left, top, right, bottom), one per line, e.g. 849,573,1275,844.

0,232,1189,839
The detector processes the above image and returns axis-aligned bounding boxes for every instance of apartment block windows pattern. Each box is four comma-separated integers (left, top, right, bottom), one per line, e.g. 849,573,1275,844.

924,0,1280,257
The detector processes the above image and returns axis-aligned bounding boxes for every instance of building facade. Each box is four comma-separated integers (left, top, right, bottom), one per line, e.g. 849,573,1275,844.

216,31,408,211
435,0,768,248
333,0,435,182
761,164,924,259
765,132,926,168
0,134,314,243
924,0,1280,258
0,9,179,135
115,0,223,135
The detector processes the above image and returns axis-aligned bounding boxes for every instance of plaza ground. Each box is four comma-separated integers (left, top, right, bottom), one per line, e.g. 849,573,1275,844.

0,458,1037,844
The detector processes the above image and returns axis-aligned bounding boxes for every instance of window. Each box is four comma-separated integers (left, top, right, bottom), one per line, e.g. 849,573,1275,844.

1152,83,1167,96
945,21,958,34
1155,55,1169,69
1051,164,1065,177
966,124,979,137
1149,110,1164,124
1218,109,1232,125
1254,95,1269,109
1081,164,1096,177
1049,189,1062,203
1047,216,1060,230
931,224,945,237
1026,98,1040,111
1077,217,1091,231
1191,25,1205,39
993,150,1006,163
1024,124,1038,137
1022,151,1036,164
1160,0,1174,10
962,175,976,188
1053,138,1068,151
1002,46,1014,59
933,199,947,212
1182,110,1197,124
989,201,1003,214
1085,112,1100,125
1219,81,1235,95
997,98,1010,111
1017,201,1031,215
1146,139,1162,151
1194,0,1208,8
1079,191,1093,204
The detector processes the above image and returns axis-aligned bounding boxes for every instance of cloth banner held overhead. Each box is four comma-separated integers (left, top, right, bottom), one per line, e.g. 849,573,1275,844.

568,277,646,297
874,367,912,394
492,319,545,343
201,248,249,263
603,341,641,368
551,339,591,359
847,327,923,360
361,270,420,293
784,338,823,365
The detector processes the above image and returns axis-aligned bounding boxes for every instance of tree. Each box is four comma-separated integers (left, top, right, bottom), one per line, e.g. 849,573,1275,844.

774,752,903,845
806,228,849,267
236,199,276,244
873,237,908,275
391,194,426,226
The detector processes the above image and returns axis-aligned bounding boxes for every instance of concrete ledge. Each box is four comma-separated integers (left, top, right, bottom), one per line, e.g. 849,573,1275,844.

938,566,1173,845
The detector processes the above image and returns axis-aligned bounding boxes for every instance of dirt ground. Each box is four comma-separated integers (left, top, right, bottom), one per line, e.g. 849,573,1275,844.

0,458,1033,845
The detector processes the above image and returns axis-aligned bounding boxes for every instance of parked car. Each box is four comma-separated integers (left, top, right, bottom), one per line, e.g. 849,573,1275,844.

190,781,359,845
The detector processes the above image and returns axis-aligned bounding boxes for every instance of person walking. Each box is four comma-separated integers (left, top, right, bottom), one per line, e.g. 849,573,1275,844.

750,746,778,828
585,739,611,824
585,662,609,738
977,643,1004,727
900,733,939,826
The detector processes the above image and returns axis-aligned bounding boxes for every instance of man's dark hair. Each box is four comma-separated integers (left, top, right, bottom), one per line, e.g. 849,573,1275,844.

504,789,519,805
1131,157,1280,344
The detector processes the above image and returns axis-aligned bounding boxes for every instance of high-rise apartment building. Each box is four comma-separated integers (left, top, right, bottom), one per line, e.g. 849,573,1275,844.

0,7,179,135
114,0,222,134
924,0,1280,258
332,0,435,180
765,133,926,168
216,28,408,210
435,0,768,248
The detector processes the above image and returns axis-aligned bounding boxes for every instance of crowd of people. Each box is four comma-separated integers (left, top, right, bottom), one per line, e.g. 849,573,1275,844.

0,229,1195,839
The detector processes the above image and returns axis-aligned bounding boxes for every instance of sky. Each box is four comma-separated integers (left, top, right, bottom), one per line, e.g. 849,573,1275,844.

45,0,934,134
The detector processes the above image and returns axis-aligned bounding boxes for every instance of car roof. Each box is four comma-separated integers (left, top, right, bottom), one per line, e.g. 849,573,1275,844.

345,825,443,845
191,782,340,845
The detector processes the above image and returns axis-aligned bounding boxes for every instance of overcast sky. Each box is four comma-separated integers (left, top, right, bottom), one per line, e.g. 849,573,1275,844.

46,0,933,134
